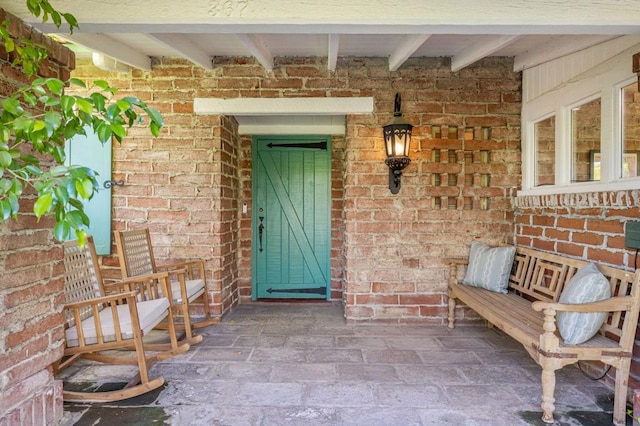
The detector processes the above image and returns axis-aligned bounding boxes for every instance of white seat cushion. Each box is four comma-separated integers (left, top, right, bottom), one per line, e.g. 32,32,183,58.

66,298,170,347
169,278,205,304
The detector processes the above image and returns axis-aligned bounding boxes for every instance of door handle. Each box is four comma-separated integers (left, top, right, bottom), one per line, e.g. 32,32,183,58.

258,216,264,252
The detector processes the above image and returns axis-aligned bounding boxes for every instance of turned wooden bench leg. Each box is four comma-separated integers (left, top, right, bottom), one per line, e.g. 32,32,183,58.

540,357,561,424
447,295,456,329
613,359,631,426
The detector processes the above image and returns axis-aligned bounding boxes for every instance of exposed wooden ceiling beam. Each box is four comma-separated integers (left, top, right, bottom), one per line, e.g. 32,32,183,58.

451,35,520,72
54,33,152,71
237,34,274,71
513,35,618,71
389,34,431,71
147,33,214,70
327,34,339,71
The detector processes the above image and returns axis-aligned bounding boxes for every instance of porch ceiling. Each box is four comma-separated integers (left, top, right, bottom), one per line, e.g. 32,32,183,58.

2,0,639,73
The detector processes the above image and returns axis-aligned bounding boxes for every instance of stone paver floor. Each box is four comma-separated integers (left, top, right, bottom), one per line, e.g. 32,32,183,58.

59,302,631,425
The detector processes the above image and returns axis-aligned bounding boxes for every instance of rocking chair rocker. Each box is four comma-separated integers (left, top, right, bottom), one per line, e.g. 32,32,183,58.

59,236,190,402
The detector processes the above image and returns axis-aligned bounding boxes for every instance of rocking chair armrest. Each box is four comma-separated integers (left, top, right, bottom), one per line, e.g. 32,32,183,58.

104,272,173,303
63,290,139,310
532,296,633,313
157,260,205,280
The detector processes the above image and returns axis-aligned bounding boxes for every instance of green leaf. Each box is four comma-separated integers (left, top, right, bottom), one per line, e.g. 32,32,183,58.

147,108,164,126
75,98,93,114
54,221,70,241
96,123,113,143
116,99,131,111
2,98,23,115
75,177,94,199
45,78,65,96
33,193,53,218
90,92,106,112
150,120,161,137
0,151,11,167
75,229,87,246
93,80,109,90
111,123,126,141
44,110,62,129
68,78,86,88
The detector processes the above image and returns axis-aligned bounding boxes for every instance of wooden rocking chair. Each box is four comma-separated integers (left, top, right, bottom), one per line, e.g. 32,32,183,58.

115,229,217,339
59,236,190,402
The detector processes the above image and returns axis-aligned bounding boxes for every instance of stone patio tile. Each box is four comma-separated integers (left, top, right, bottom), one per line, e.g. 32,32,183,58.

156,379,239,405
189,346,252,362
167,404,263,426
234,335,288,348
373,383,447,407
417,349,483,365
235,382,305,406
418,408,531,426
472,348,539,367
304,383,376,406
436,335,494,349
444,384,527,408
199,323,263,336
260,407,341,425
394,364,468,385
305,348,363,363
362,349,423,364
207,361,273,381
458,365,535,384
285,335,336,348
151,363,213,380
249,347,308,363
261,324,313,335
335,363,400,382
335,336,389,349
271,363,339,382
383,335,442,350
194,333,237,347
338,407,424,426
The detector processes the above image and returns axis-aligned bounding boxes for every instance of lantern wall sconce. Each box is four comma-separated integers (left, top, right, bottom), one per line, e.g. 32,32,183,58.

382,93,413,194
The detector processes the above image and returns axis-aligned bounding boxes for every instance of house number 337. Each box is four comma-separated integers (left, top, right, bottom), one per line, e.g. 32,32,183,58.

208,0,248,16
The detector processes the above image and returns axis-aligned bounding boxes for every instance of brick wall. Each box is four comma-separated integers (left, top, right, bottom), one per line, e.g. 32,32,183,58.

70,55,521,322
0,10,73,426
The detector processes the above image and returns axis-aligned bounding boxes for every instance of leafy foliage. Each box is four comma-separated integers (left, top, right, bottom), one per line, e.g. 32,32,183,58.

0,1,162,245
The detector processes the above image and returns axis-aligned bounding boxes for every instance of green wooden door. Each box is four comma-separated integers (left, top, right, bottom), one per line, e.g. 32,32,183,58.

252,136,331,300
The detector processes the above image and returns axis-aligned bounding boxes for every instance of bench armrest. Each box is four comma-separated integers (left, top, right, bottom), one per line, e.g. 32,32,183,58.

444,258,468,266
532,296,633,314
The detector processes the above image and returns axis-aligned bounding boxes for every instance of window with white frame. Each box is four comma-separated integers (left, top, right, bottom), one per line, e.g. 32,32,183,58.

520,42,640,196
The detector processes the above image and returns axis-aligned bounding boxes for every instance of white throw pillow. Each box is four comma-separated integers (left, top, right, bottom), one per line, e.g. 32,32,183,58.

462,241,516,294
557,263,611,345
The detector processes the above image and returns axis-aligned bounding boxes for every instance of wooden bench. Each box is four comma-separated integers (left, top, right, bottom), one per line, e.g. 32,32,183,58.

447,245,640,426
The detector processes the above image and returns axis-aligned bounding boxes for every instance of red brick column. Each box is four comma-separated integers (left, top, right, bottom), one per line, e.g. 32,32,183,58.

0,9,74,425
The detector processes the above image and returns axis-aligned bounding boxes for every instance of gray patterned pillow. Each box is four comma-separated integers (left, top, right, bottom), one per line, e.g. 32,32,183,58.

462,241,516,294
557,263,611,345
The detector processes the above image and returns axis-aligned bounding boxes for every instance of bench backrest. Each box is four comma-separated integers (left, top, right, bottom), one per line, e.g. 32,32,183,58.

509,246,640,345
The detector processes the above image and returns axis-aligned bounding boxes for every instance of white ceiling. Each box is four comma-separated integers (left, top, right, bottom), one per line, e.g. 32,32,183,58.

2,0,639,132
2,0,639,73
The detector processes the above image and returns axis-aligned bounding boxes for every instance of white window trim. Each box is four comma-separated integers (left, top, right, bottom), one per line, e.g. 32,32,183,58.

519,46,640,197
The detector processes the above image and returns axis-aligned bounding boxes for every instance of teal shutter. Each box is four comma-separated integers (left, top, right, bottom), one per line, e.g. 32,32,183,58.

65,129,113,255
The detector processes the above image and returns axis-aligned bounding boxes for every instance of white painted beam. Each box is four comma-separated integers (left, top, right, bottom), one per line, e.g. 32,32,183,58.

237,34,274,71
389,34,431,71
327,34,339,71
10,0,640,33
147,33,213,70
513,35,618,71
54,33,152,71
194,97,374,115
451,35,521,72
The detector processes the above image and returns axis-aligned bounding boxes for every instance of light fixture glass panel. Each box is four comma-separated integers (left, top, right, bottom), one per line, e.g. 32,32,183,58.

534,115,555,186
571,97,601,182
